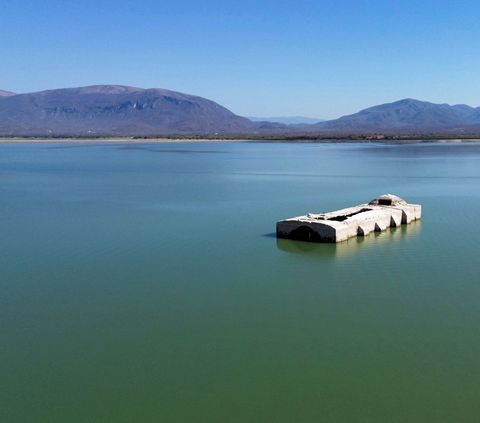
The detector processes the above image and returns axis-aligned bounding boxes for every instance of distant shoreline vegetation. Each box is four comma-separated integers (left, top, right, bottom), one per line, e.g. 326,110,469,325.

2,133,480,143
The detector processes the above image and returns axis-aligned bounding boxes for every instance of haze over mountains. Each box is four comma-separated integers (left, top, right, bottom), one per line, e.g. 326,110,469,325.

248,116,325,125
1,85,480,136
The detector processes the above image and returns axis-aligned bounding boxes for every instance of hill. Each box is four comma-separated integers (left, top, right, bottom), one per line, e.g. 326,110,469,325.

0,85,257,135
312,99,480,133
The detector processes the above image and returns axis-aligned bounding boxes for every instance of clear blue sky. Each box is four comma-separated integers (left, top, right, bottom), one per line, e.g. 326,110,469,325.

1,0,479,119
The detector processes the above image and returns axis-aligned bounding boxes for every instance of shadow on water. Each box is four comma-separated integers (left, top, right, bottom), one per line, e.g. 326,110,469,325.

276,219,421,259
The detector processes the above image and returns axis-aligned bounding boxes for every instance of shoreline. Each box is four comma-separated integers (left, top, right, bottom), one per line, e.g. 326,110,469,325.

0,137,239,144
1,137,480,144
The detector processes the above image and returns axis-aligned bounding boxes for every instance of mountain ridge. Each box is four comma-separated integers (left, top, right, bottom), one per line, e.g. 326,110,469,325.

1,86,480,136
312,98,480,132
0,85,257,135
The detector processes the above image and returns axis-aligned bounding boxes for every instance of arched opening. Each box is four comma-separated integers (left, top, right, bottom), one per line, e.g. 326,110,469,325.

290,226,321,242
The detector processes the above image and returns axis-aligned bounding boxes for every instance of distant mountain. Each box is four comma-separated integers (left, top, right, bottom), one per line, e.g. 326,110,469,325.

313,99,480,133
0,85,257,135
248,116,325,125
2,88,480,136
0,90,16,97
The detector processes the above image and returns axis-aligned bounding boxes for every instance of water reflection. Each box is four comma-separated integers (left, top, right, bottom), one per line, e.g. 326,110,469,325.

276,219,421,258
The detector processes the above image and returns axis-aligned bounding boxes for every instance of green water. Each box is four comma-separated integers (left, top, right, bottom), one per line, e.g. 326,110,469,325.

1,142,480,422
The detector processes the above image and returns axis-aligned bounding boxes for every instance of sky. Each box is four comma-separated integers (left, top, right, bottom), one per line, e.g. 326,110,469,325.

1,0,480,119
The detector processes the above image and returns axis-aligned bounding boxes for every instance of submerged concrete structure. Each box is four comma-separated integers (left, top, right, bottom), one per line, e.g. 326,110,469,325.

276,194,421,243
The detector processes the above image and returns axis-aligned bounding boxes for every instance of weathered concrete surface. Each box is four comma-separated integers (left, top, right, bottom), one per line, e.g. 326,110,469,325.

276,194,421,243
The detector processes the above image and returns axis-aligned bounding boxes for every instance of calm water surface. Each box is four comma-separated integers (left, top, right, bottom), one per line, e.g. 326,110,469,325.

1,142,480,422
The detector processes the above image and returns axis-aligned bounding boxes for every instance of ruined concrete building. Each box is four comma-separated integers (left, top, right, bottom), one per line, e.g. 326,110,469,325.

276,194,421,243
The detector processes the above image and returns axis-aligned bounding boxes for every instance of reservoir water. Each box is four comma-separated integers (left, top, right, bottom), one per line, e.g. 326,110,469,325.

1,141,480,422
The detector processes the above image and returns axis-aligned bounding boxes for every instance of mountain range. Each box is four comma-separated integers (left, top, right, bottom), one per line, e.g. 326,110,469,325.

1,85,480,136
312,99,480,133
0,85,257,135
